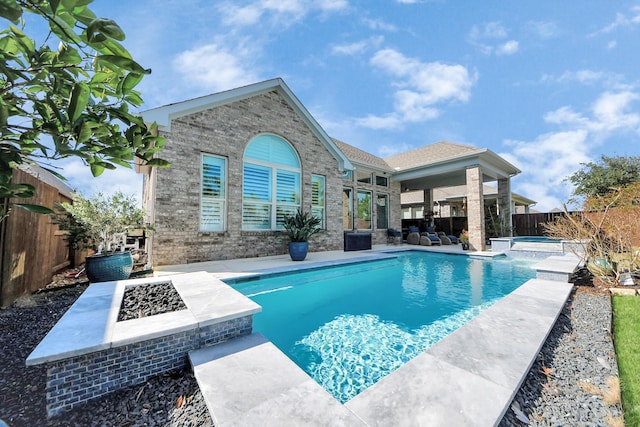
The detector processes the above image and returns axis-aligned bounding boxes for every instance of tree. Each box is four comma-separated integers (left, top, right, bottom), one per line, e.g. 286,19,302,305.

0,0,169,217
544,183,640,284
54,191,150,254
568,155,640,201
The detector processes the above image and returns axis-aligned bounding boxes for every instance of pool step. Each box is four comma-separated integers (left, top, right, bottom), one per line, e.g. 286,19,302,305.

188,333,365,426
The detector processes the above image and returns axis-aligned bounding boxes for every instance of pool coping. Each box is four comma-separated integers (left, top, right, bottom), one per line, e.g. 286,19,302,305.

179,248,576,426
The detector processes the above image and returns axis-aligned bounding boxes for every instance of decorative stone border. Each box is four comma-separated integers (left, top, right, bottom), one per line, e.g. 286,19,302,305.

26,271,261,416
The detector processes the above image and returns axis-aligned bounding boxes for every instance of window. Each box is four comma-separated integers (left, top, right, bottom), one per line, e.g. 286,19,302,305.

356,170,372,184
375,175,388,187
376,194,389,229
311,175,325,228
357,190,372,230
201,154,226,231
343,188,353,230
242,135,300,230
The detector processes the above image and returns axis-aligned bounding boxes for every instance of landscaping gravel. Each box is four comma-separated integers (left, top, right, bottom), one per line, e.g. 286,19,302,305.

499,286,624,426
118,282,187,321
0,283,211,427
0,275,625,426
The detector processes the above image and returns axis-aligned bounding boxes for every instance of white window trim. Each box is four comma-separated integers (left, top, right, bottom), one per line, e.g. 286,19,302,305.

242,140,301,231
200,153,227,232
312,175,326,228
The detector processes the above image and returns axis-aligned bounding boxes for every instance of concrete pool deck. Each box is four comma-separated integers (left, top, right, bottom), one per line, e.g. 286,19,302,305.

155,246,576,426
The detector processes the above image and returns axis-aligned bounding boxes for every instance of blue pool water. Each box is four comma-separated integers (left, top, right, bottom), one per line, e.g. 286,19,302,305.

229,251,536,403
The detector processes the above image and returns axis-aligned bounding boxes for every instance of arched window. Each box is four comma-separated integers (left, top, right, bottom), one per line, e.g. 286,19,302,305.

242,134,301,230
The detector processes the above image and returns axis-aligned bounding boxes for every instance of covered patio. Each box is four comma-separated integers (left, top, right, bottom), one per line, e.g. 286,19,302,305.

386,142,522,251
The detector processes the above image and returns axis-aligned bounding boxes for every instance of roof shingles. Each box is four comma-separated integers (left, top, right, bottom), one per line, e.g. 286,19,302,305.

384,141,484,171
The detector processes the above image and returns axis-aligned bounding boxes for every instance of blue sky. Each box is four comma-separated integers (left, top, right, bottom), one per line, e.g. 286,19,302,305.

36,0,640,211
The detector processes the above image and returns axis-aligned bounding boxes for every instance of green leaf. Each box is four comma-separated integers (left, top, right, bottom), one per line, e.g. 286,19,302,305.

15,203,55,215
68,82,90,123
49,15,82,44
49,0,61,14
89,161,105,177
57,42,82,64
96,54,151,74
122,72,143,92
145,158,171,168
0,0,22,23
7,183,35,198
87,18,125,42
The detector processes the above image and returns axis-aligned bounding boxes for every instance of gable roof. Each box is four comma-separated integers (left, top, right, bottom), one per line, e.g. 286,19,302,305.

332,139,394,172
141,78,353,171
385,141,486,171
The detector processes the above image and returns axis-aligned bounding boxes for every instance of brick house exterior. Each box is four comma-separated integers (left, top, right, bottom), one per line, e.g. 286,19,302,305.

140,79,401,266
140,78,523,265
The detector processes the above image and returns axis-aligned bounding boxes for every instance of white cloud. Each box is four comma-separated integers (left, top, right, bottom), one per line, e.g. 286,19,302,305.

355,114,402,130
503,130,591,210
593,5,640,35
496,40,519,55
591,91,640,132
326,49,474,131
217,0,348,27
541,69,627,91
56,158,143,202
362,17,397,32
504,89,640,211
470,21,508,39
544,91,640,133
357,49,474,129
527,21,559,39
331,36,384,56
172,42,261,93
468,21,519,55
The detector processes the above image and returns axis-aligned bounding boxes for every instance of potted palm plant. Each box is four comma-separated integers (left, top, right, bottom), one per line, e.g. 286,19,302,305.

54,191,151,282
282,209,323,261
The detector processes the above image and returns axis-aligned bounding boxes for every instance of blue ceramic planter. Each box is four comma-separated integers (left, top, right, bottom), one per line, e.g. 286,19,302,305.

288,242,309,261
85,251,134,282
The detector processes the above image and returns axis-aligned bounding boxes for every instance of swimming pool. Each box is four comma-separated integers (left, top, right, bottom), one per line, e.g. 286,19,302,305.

228,251,536,403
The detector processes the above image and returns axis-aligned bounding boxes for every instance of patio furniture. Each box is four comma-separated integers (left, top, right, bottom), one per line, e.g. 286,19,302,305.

421,232,442,245
407,232,421,245
437,232,452,245
344,232,372,251
419,235,433,246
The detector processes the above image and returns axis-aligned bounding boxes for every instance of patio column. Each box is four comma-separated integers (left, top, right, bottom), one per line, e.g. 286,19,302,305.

497,178,513,237
423,188,432,227
466,165,485,251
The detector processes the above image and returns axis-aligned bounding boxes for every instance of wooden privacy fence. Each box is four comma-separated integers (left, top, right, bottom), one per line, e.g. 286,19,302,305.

512,212,568,236
0,167,84,307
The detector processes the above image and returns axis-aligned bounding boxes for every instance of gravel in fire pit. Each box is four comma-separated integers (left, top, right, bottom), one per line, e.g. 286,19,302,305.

118,282,187,322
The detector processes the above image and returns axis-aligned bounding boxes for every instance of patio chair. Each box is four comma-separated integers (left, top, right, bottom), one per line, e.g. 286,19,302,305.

420,232,442,245
419,235,433,246
407,232,421,245
437,232,452,245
